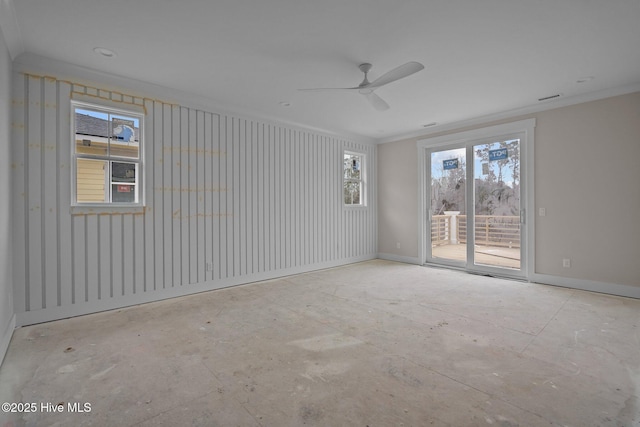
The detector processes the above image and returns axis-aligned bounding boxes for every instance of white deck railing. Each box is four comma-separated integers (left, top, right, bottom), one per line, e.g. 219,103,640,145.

431,214,521,248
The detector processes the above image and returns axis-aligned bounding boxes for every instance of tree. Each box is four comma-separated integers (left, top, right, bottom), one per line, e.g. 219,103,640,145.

473,140,520,215
431,157,466,214
343,155,362,204
474,139,519,186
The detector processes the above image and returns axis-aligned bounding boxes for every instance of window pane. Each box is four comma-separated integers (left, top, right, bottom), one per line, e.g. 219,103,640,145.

343,152,364,205
75,108,109,155
110,115,140,158
112,162,136,183
111,161,137,203
77,158,107,203
112,184,136,203
344,181,361,205
343,153,361,180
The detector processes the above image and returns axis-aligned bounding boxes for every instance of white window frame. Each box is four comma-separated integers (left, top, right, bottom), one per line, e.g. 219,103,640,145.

71,101,145,209
343,150,366,207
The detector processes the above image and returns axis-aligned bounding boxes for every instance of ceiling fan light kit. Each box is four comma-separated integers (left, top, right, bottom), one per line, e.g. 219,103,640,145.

300,61,424,111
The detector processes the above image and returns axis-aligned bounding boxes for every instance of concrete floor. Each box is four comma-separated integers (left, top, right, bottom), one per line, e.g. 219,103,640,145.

1,260,639,426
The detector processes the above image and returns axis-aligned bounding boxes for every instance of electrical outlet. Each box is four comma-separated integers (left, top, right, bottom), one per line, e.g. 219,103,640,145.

396,242,401,249
562,258,571,268
206,262,213,271
539,208,546,216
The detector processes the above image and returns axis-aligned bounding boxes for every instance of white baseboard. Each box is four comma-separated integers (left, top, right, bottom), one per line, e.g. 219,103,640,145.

377,253,421,265
531,273,640,299
0,313,16,367
15,255,377,327
377,256,640,300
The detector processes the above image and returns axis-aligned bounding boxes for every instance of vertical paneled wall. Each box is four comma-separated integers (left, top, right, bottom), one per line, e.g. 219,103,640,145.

12,72,377,326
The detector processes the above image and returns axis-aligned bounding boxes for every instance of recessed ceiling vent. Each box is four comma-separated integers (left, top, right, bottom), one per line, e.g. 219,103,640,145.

538,93,562,101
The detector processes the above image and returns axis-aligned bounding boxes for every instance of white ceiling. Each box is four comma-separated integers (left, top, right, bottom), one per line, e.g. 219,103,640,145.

4,0,640,141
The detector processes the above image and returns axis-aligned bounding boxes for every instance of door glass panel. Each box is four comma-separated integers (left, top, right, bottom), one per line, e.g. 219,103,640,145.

473,139,521,269
430,148,466,263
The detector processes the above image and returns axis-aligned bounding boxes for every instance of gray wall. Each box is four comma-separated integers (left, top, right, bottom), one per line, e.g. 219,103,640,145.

378,92,640,292
0,26,14,363
11,60,377,326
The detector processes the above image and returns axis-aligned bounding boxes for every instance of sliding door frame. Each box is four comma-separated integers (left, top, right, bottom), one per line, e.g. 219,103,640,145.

417,119,536,280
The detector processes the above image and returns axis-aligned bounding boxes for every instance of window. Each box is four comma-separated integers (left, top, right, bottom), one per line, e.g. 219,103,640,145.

343,151,365,206
72,102,143,206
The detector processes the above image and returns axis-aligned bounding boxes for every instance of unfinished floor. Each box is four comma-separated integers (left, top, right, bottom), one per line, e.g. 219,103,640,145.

1,260,639,426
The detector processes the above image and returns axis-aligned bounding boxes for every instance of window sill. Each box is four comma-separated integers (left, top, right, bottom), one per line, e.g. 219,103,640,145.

70,205,146,216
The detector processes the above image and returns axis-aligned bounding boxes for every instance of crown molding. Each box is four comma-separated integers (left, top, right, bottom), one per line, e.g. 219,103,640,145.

376,82,640,145
0,0,24,60
14,53,377,145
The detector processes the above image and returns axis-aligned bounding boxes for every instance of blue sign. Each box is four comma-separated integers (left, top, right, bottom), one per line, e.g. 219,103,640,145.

443,159,459,170
489,148,508,161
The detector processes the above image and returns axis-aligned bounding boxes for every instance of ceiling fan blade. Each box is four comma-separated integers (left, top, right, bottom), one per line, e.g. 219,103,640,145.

298,87,360,91
365,92,390,111
368,61,424,89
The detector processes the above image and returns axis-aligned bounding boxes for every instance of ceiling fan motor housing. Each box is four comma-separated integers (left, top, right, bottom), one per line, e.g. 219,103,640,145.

358,63,373,88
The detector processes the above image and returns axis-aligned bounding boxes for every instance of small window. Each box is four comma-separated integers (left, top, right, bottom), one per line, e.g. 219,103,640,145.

343,151,365,206
72,102,143,206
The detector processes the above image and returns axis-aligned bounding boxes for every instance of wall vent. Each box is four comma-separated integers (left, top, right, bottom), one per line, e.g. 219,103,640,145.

538,94,561,101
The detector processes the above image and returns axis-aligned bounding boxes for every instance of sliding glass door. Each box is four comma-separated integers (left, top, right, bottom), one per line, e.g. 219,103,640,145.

420,120,533,279
472,139,521,270
429,147,467,266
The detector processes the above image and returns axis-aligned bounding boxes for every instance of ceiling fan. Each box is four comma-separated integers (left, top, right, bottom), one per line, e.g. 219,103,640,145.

299,61,424,111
